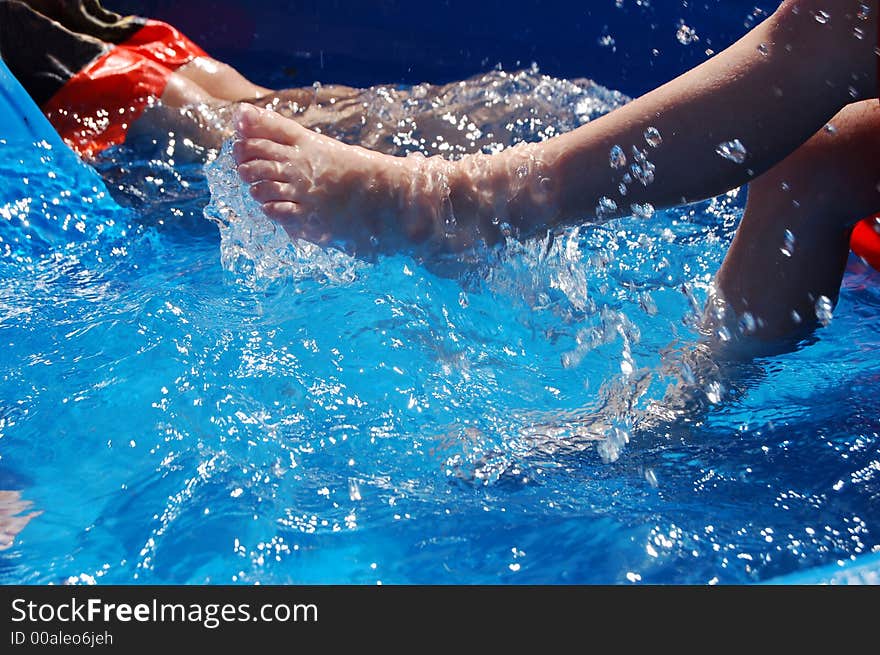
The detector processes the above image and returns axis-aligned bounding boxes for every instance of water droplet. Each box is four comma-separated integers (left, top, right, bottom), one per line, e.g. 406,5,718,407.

458,291,469,308
738,312,756,335
815,295,833,326
630,160,656,186
716,326,732,342
848,86,859,99
853,26,865,40
757,42,770,56
780,229,796,257
680,362,696,385
645,469,658,487
348,478,362,501
676,22,699,45
824,123,837,134
814,10,830,24
622,172,633,184
609,145,627,169
857,3,870,20
639,291,658,316
644,127,662,147
744,6,768,29
791,309,802,324
715,139,747,164
618,182,628,196
780,181,790,192
596,196,619,217
598,34,616,48
630,202,655,219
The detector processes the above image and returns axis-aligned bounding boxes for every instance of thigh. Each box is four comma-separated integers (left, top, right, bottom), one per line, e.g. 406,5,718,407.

783,99,880,225
176,57,273,102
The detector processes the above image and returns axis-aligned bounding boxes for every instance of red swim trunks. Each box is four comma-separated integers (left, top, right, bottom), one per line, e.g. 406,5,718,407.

42,20,206,158
850,215,880,271
0,1,206,157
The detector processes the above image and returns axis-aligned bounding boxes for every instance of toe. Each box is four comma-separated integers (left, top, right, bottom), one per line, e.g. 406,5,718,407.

237,159,288,183
262,202,330,244
261,201,307,228
232,138,297,164
235,104,305,147
233,103,258,131
249,180,300,203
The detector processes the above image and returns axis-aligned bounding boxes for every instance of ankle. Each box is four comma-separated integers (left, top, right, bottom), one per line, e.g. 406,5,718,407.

394,144,559,251
393,153,455,244
450,144,559,243
445,150,526,245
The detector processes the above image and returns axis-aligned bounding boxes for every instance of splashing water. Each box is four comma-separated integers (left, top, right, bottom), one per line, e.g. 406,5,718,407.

596,196,620,218
206,67,630,283
716,139,748,164
781,229,796,257
3,66,880,585
676,22,699,45
643,127,662,148
815,295,834,326
204,142,362,288
630,202,655,219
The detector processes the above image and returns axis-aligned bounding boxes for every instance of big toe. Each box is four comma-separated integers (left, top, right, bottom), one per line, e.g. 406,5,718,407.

234,103,303,147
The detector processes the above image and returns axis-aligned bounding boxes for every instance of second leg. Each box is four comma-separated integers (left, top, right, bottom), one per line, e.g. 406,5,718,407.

713,99,880,341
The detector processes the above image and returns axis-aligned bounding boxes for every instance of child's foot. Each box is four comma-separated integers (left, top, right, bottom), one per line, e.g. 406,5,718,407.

232,104,555,253
233,104,451,251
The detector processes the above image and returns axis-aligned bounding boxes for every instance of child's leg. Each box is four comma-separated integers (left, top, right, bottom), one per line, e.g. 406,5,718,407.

175,57,274,102
714,99,880,340
124,72,231,152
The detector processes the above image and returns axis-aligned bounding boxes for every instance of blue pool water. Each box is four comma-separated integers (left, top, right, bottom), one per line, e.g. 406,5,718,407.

2,2,880,582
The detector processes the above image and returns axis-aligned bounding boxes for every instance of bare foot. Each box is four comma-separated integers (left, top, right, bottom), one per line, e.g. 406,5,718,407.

232,104,555,253
233,104,447,252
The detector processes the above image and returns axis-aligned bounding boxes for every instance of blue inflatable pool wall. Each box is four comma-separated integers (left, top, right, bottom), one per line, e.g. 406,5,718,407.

0,57,67,149
0,55,115,197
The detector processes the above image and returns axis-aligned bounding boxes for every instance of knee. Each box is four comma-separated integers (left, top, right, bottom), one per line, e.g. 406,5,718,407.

750,101,880,224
